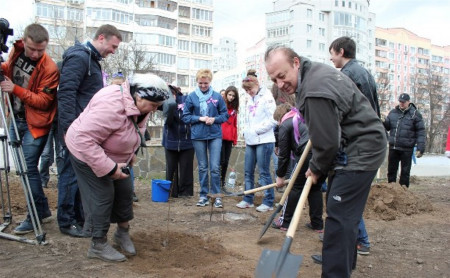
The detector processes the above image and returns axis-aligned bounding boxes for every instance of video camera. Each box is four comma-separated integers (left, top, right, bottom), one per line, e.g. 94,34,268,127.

0,18,13,81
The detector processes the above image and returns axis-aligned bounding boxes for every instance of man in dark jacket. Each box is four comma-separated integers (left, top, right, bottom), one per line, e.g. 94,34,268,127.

384,93,425,188
330,36,378,256
265,45,386,278
1,23,59,234
57,24,122,237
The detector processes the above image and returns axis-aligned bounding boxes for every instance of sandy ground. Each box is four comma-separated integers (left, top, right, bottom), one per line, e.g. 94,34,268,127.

0,174,449,278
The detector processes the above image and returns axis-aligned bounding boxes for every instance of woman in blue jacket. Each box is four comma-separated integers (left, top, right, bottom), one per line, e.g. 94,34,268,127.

182,69,228,208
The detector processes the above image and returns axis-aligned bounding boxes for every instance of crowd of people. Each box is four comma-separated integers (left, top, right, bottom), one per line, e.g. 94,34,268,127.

1,22,437,277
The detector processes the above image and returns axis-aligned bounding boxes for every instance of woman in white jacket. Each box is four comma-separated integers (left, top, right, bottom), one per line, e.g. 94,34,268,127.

236,70,277,212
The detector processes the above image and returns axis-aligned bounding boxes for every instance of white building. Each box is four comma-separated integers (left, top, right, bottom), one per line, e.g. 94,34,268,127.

213,37,237,72
33,0,214,92
266,0,376,69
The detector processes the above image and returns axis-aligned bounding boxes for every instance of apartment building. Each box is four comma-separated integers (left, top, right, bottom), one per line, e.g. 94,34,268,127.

213,37,237,72
265,0,375,69
33,0,214,92
374,27,450,113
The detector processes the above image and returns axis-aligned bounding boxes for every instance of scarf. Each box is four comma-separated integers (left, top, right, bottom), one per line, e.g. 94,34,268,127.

195,86,213,116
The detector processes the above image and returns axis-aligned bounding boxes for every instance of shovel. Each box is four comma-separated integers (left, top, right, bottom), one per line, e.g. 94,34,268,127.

224,180,289,197
258,140,312,240
255,176,313,278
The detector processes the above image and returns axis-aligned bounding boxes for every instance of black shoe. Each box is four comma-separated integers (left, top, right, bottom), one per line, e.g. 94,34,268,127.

311,254,322,264
60,224,87,238
132,192,139,202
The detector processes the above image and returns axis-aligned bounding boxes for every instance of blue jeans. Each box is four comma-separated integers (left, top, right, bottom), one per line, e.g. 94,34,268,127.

243,143,274,206
39,121,60,186
9,119,50,221
357,217,370,247
56,146,84,228
192,138,222,199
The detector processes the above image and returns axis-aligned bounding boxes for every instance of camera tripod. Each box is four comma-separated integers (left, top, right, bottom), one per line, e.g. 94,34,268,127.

0,88,47,245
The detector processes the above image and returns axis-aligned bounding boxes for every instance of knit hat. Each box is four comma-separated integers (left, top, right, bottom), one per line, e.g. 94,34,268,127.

130,73,170,102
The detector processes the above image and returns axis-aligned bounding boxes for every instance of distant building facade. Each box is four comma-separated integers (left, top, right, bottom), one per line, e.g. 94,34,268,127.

213,37,237,72
33,0,214,93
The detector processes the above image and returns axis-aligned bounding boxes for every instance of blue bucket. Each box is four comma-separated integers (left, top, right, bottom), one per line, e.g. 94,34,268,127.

151,179,171,202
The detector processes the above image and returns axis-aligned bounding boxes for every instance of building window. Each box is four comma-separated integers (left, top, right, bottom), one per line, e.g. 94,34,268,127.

319,12,325,21
307,24,312,33
319,43,325,51
319,27,325,36
177,57,189,70
342,1,345,7
307,40,312,48
178,40,189,51
307,9,312,18
192,8,212,21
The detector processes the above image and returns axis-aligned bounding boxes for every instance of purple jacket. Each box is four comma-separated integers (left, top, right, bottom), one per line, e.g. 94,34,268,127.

66,82,148,177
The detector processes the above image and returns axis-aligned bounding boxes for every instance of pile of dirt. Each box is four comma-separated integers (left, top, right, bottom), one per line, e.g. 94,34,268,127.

365,182,433,221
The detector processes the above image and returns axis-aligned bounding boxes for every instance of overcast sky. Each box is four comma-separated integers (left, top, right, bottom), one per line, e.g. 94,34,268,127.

213,0,450,54
1,0,449,48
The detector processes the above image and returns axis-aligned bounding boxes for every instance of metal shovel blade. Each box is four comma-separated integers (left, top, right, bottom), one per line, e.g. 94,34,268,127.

258,205,282,240
255,246,303,278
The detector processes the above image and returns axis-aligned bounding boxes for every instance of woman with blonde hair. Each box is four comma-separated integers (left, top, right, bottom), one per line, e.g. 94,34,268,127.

182,69,229,207
236,70,277,212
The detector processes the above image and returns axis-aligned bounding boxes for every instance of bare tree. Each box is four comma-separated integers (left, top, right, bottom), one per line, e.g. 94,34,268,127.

410,65,450,153
375,71,392,114
101,40,157,79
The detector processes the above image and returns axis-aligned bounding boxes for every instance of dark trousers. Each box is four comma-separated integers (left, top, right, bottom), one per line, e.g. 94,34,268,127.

387,148,413,187
322,169,377,278
70,155,133,238
281,152,323,229
220,140,233,187
165,148,195,197
56,146,84,228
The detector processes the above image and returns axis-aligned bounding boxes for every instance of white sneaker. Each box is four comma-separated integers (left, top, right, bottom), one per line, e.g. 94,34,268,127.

256,204,273,212
236,200,254,209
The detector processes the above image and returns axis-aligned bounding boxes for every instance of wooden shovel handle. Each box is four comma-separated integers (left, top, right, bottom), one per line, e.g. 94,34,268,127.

286,176,313,238
243,180,289,195
279,140,312,205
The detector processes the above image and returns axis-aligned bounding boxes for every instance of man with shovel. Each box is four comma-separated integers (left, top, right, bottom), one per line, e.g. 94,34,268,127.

265,46,386,277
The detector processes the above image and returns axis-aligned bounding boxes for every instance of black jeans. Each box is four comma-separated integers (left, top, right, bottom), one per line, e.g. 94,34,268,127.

220,140,233,187
280,152,323,229
387,148,413,187
322,169,377,278
165,148,195,197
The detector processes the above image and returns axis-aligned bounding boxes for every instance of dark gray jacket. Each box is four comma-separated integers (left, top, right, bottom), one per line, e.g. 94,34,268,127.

341,59,380,117
57,41,103,145
383,103,426,153
296,57,386,177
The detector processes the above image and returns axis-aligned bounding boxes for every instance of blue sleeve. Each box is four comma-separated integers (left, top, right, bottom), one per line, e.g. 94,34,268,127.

181,94,200,124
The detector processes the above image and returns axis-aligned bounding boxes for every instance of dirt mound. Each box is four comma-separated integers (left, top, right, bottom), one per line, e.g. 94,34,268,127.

365,182,433,221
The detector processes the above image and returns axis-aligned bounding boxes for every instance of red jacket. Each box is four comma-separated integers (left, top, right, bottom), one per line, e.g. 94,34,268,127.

1,40,59,138
222,107,237,145
445,125,450,158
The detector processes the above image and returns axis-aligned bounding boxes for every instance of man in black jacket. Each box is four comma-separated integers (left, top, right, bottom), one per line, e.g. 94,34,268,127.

384,93,426,188
329,36,378,256
57,24,122,238
265,45,386,278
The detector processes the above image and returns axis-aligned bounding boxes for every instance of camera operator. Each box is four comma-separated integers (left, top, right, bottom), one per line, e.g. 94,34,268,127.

0,23,59,234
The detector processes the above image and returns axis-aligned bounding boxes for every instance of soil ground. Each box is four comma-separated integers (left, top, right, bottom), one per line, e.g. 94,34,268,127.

0,175,449,278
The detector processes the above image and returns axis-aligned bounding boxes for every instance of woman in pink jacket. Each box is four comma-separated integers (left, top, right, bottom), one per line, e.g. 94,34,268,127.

65,73,169,262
